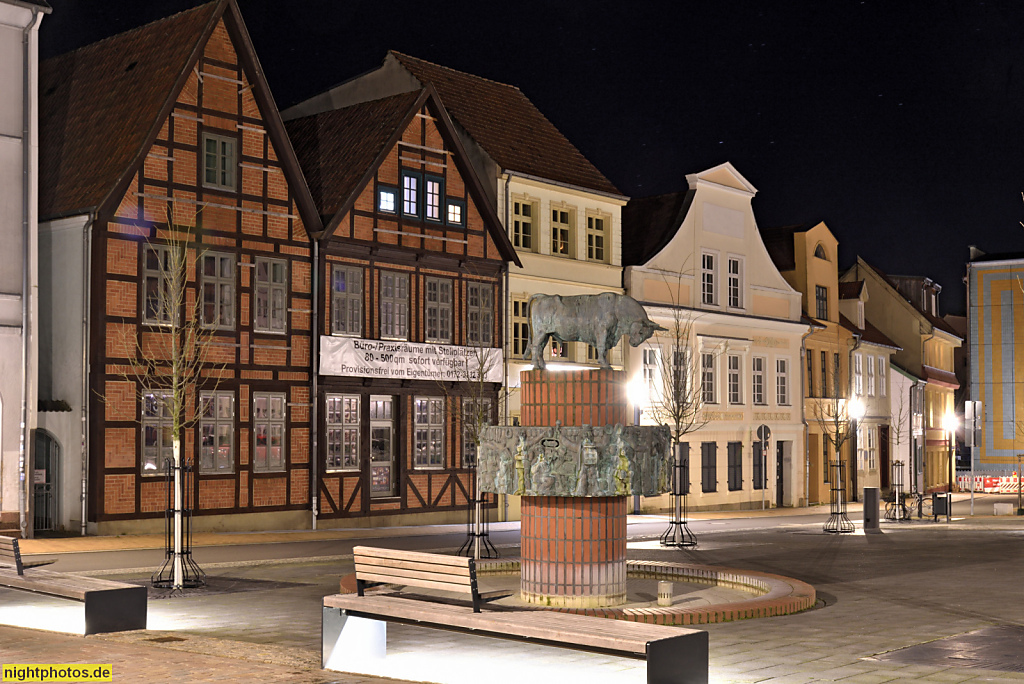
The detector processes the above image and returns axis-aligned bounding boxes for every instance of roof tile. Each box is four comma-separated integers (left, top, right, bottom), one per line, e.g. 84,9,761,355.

39,2,219,219
391,52,621,197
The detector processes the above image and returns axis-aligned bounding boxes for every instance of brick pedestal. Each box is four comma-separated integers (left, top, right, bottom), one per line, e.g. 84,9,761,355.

519,369,628,608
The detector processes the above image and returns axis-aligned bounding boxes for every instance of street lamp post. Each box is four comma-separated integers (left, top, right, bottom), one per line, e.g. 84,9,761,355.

942,412,958,523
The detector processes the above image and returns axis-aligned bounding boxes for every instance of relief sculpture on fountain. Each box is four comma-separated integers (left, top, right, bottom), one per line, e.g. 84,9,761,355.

478,422,672,497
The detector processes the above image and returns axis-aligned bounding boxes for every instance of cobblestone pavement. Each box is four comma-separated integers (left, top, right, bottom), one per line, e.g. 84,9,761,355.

6,498,1024,683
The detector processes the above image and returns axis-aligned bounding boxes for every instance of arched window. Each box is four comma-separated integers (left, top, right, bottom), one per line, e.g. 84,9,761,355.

814,243,828,260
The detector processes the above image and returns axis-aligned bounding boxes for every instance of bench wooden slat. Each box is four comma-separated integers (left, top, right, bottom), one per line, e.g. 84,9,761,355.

354,562,474,586
325,593,699,657
353,546,472,568
0,566,139,601
356,571,475,596
354,556,476,577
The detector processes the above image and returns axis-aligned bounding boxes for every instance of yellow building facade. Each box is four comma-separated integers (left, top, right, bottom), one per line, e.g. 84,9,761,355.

841,259,961,493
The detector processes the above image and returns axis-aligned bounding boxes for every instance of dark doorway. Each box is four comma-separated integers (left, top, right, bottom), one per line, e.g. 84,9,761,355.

776,441,785,508
880,425,890,490
33,430,60,532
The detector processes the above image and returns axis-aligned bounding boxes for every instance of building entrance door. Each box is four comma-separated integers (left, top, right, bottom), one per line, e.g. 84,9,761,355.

33,430,60,532
776,441,785,508
369,396,396,498
880,425,890,490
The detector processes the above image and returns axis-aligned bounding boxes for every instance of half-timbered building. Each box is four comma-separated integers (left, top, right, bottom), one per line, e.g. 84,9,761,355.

37,0,322,533
286,88,518,526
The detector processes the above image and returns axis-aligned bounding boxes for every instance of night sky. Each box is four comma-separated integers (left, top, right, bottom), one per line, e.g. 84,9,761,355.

40,1,1024,315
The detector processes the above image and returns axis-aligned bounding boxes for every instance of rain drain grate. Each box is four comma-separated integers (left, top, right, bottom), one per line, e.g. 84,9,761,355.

873,625,1024,673
146,636,187,643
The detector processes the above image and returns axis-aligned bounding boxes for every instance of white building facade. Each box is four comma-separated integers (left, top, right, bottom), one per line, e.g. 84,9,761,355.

623,163,812,509
0,0,47,538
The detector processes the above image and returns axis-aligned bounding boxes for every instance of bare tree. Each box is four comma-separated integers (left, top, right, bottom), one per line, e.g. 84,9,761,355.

640,269,719,547
812,349,858,532
107,205,225,588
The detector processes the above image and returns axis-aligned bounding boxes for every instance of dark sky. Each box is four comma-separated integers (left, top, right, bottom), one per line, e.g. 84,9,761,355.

40,1,1024,315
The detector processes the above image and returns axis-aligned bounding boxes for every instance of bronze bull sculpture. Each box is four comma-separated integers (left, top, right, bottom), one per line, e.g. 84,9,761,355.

524,292,665,370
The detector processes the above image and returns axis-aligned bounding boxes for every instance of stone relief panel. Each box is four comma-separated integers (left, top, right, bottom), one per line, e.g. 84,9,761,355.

478,424,672,497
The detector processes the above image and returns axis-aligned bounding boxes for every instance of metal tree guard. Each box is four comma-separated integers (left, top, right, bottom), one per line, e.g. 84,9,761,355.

824,457,854,533
885,459,909,521
458,463,498,559
661,443,696,547
152,458,206,589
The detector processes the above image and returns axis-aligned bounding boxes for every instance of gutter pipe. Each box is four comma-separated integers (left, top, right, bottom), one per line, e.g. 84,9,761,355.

311,239,319,530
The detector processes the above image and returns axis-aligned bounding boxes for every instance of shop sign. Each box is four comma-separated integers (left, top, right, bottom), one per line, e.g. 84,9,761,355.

320,336,503,383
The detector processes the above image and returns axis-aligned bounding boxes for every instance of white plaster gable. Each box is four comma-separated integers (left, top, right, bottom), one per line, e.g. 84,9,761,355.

639,163,800,319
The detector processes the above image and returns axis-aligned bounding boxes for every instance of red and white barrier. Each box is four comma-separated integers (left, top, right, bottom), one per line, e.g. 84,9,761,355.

957,474,1024,492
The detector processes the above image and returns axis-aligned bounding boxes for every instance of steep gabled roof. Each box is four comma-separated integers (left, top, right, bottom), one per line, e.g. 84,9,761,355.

285,87,519,266
621,189,695,266
839,313,901,350
861,260,961,338
390,52,623,197
39,2,220,219
38,0,320,233
285,91,421,221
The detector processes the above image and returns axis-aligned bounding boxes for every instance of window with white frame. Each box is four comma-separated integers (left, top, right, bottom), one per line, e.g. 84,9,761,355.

586,215,607,262
402,171,420,216
424,277,452,343
856,425,865,469
143,245,175,325
326,394,359,472
854,353,864,396
253,392,286,473
701,252,717,305
142,392,173,475
550,339,569,361
379,271,409,340
727,354,742,404
672,349,691,398
806,350,815,399
254,257,287,333
463,398,491,467
199,391,234,474
866,426,877,469
414,397,445,468
425,176,442,221
752,356,766,405
867,355,876,396
878,357,886,397
512,200,535,250
701,352,717,404
512,298,530,359
200,252,234,329
551,208,573,256
643,347,659,390
202,133,236,191
776,358,790,406
378,186,397,213
466,282,493,346
727,257,742,308
331,264,362,336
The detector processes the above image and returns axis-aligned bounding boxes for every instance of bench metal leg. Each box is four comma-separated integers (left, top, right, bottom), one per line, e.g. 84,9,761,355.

83,586,147,635
322,606,386,671
647,631,708,684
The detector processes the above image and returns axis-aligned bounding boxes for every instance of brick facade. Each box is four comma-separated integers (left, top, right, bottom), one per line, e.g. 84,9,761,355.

91,16,314,523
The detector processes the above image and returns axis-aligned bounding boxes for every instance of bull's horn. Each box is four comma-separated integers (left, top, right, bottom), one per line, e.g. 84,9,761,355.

651,323,668,332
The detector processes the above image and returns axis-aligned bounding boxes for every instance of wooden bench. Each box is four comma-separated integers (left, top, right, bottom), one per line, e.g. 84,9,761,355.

325,546,708,684
353,545,508,612
0,535,146,635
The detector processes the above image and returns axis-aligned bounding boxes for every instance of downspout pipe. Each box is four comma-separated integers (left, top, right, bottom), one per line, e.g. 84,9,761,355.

311,239,319,530
799,325,815,508
81,213,95,536
848,331,862,501
19,8,45,539
501,173,511,523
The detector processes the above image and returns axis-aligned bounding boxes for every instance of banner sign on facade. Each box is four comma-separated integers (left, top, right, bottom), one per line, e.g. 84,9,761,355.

320,336,503,383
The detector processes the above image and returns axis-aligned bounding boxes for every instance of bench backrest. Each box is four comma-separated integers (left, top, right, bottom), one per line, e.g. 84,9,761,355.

0,536,23,575
353,546,477,599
